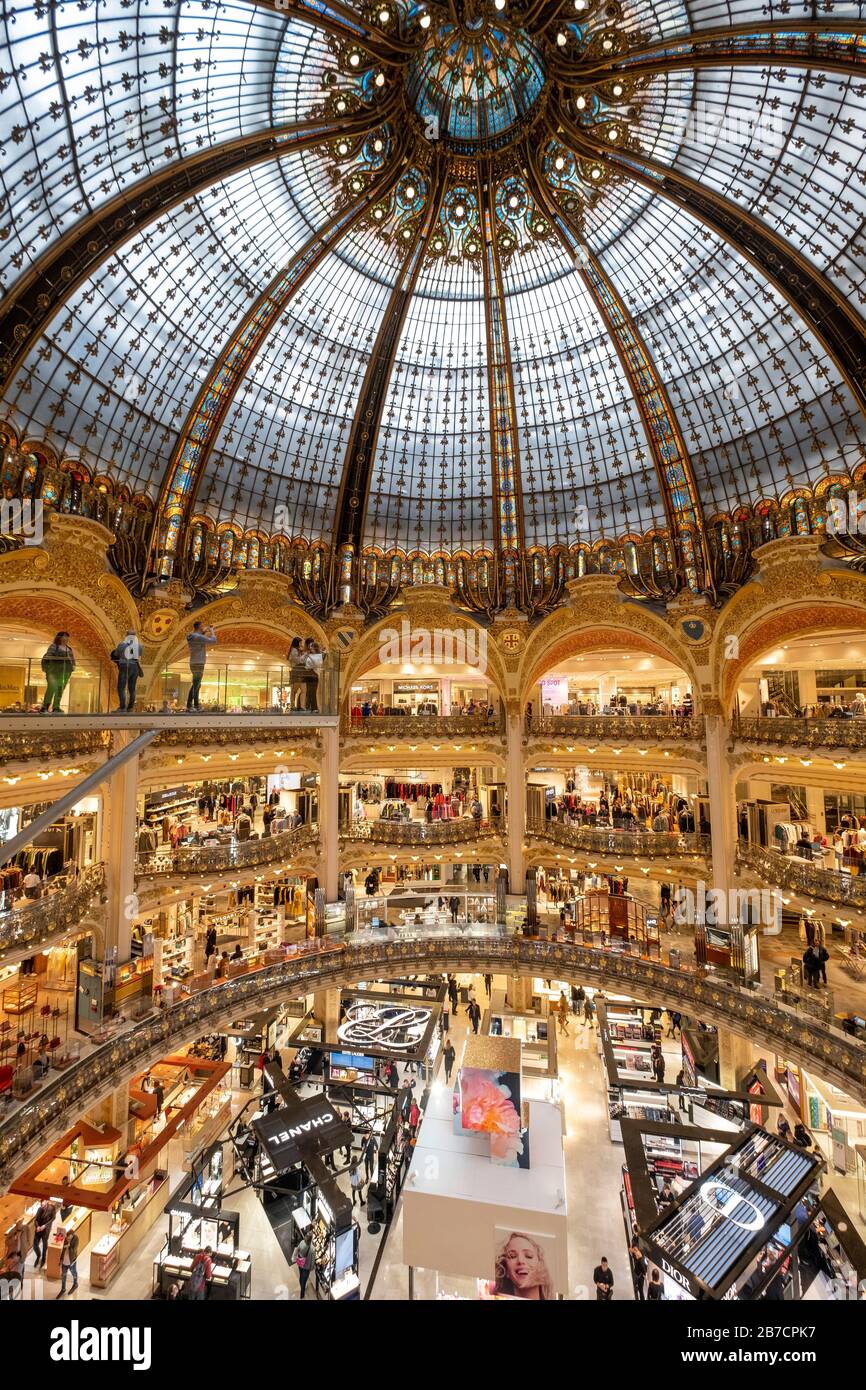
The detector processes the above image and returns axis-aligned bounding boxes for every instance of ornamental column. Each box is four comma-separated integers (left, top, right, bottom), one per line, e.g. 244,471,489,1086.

101,729,141,962
312,988,341,1038
505,706,525,892
704,711,737,895
319,724,340,902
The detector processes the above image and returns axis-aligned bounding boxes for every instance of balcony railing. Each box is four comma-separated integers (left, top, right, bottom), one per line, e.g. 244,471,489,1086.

526,714,702,742
342,713,503,738
134,825,318,879
527,817,711,859
0,864,105,957
340,817,504,846
737,841,866,909
734,714,866,751
0,729,109,766
2,928,865,1185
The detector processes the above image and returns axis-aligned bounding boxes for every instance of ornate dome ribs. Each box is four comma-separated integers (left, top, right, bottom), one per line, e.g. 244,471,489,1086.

0,0,864,611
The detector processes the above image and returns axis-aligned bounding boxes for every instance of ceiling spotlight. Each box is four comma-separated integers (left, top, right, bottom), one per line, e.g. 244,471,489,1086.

420,11,431,27
612,82,623,96
607,127,619,141
494,0,506,10
602,36,613,49
556,30,567,45
508,193,520,209
554,155,566,171
404,183,416,199
373,137,384,151
590,166,602,179
378,6,390,19
574,0,587,9
349,52,360,66
337,141,349,155
575,95,587,110
375,71,385,86
454,202,465,217
336,98,347,112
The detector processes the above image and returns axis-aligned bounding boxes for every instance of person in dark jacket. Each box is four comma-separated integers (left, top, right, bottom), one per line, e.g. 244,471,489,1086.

443,1040,456,1083
647,1269,664,1301
32,1198,55,1267
467,999,481,1034
593,1257,614,1301
40,633,75,713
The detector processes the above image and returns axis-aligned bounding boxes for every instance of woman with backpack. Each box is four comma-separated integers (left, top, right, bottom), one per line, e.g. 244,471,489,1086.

40,632,75,713
111,629,144,712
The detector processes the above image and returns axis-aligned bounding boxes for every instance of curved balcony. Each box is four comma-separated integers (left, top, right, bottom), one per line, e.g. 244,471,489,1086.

737,841,866,911
2,927,865,1186
527,817,711,861
134,825,318,881
342,713,503,739
340,817,502,846
0,865,105,962
526,715,702,743
0,728,109,767
734,714,866,753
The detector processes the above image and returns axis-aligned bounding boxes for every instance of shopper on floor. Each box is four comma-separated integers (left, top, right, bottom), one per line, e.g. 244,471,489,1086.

32,1198,55,1268
658,1179,675,1209
204,926,217,960
449,897,460,925
111,629,143,712
409,1097,421,1135
448,976,458,1012
154,1079,165,1117
2,1249,23,1299
557,995,570,1036
186,622,216,711
350,1160,364,1206
653,1050,665,1084
628,1238,647,1300
189,1246,213,1300
777,1115,792,1142
441,1003,450,1035
483,973,493,998
22,868,43,900
646,1269,664,1301
793,1121,813,1149
40,632,75,713
443,1039,456,1083
593,1257,614,1301
363,1132,377,1182
583,997,595,1028
294,1238,312,1298
468,998,481,1034
57,1228,79,1297
574,984,585,1016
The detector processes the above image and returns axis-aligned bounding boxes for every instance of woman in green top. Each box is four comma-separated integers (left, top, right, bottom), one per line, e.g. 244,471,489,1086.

40,632,75,713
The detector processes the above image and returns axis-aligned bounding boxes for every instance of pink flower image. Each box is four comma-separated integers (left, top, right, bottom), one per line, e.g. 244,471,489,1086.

459,1068,524,1164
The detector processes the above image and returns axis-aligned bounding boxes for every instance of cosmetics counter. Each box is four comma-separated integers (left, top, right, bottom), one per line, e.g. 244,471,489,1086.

153,1144,251,1300
292,1185,361,1301
89,1171,169,1289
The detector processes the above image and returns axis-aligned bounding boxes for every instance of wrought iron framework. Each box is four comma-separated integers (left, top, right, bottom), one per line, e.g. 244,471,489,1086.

2,1,865,614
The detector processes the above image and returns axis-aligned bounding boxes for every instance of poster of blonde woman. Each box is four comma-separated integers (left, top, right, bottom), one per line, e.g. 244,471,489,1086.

480,1230,558,1300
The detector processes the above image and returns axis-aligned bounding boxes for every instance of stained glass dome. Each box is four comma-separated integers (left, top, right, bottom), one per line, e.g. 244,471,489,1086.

406,18,545,152
0,0,864,607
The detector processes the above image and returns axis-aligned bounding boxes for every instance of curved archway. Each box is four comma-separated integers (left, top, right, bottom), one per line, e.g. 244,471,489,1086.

517,582,701,712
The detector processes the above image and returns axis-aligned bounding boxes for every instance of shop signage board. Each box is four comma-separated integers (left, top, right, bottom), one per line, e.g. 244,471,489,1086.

252,1094,352,1173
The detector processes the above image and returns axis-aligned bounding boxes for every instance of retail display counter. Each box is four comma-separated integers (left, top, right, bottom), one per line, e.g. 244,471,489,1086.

43,1203,92,1281
89,1172,169,1289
